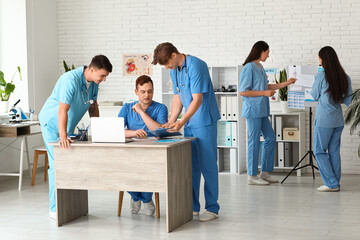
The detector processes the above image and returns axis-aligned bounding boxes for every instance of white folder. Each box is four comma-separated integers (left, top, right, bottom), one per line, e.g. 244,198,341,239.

231,96,238,120
276,116,282,140
226,96,232,120
231,122,237,147
278,142,285,167
230,149,238,174
220,96,227,120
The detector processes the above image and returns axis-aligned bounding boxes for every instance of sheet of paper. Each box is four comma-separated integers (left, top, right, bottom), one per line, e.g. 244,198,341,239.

288,91,305,109
296,74,315,88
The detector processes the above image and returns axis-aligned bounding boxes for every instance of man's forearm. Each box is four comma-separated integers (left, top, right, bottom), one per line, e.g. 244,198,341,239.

168,96,183,123
138,111,162,130
58,111,68,139
179,97,202,125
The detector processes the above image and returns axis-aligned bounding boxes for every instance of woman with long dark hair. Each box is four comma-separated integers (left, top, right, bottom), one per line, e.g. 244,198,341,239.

311,46,352,192
239,41,296,185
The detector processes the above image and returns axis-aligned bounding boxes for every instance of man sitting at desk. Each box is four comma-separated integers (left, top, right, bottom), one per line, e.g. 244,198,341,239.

118,75,168,215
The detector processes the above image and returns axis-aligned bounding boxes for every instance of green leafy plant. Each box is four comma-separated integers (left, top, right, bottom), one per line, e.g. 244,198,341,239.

276,69,288,101
63,60,76,72
344,88,360,157
0,67,22,101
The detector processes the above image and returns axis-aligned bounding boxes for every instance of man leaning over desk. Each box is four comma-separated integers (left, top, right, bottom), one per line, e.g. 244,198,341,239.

39,55,113,220
118,75,168,215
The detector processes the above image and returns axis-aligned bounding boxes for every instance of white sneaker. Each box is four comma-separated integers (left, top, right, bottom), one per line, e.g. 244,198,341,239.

199,210,218,222
193,211,199,216
260,176,279,183
130,199,141,214
317,185,339,192
49,211,56,220
248,178,269,185
143,200,155,216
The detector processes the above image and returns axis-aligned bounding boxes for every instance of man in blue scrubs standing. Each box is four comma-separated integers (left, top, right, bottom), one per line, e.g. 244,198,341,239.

39,55,112,219
118,75,168,215
152,42,220,222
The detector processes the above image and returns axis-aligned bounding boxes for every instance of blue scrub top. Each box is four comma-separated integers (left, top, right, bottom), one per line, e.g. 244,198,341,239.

39,66,99,134
239,62,270,119
169,55,220,128
311,71,352,128
118,101,168,136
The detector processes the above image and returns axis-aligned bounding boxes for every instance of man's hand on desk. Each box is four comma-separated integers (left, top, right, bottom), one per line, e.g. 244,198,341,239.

131,129,148,139
59,137,74,149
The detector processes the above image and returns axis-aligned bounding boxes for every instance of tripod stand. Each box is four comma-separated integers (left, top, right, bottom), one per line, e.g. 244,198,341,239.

281,107,318,184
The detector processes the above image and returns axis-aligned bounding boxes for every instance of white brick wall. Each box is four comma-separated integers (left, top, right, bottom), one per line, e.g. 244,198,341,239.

57,0,360,174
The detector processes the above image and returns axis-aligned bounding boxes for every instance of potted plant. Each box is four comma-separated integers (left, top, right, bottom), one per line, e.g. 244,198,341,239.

276,68,291,113
0,67,22,113
63,60,75,72
344,88,360,156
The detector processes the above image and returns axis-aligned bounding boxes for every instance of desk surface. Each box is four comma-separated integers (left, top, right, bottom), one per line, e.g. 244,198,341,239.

0,121,40,138
50,137,195,148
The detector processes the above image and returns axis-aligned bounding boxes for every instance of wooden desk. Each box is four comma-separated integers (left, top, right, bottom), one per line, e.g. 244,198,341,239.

51,138,193,232
0,121,41,191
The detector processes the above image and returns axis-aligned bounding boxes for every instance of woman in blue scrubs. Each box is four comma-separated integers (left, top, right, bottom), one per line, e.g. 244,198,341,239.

39,55,112,219
118,75,168,215
152,42,220,222
311,46,352,192
239,41,296,185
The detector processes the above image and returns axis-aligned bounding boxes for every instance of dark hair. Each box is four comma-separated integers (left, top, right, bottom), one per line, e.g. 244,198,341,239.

319,46,348,104
243,41,269,66
152,42,180,65
136,75,153,89
89,55,113,73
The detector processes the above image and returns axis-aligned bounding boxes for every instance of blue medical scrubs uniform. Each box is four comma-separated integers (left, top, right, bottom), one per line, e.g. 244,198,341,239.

118,100,168,203
311,72,352,189
170,55,220,214
239,62,276,176
39,66,98,213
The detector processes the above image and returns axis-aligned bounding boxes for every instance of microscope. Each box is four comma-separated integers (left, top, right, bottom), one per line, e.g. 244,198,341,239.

9,99,29,123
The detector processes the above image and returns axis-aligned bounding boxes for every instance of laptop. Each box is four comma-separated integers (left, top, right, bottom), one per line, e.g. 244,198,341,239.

91,117,131,143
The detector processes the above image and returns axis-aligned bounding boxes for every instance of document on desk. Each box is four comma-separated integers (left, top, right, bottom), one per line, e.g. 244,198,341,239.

148,128,182,138
155,139,183,143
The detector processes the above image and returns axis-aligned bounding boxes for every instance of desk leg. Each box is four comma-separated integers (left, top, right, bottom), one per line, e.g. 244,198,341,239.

166,142,193,232
56,189,88,227
24,136,32,180
18,137,25,191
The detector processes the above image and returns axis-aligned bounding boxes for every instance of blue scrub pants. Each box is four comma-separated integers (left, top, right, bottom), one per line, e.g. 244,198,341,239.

128,192,153,203
185,122,220,214
40,125,60,213
246,117,276,176
313,126,344,189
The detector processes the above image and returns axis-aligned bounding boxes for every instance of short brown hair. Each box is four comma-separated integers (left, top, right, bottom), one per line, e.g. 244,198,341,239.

89,54,113,72
152,42,180,65
136,75,153,89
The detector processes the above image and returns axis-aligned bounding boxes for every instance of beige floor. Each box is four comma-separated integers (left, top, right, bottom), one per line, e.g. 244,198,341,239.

0,171,360,240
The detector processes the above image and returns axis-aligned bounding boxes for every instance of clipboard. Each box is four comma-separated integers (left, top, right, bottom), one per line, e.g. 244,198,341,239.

148,128,182,138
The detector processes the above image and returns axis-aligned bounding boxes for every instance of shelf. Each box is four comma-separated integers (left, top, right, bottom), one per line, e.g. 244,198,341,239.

162,92,174,95
218,119,237,122
276,140,300,143
215,92,237,95
217,146,238,149
258,166,295,170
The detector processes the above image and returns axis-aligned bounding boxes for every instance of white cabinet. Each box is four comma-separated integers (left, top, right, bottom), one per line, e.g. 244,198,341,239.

161,66,246,174
254,112,306,176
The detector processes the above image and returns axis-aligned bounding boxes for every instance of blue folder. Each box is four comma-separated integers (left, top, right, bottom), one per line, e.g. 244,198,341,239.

148,128,182,138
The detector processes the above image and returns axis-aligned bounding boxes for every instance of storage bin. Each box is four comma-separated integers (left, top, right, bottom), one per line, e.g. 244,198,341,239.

283,127,299,140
